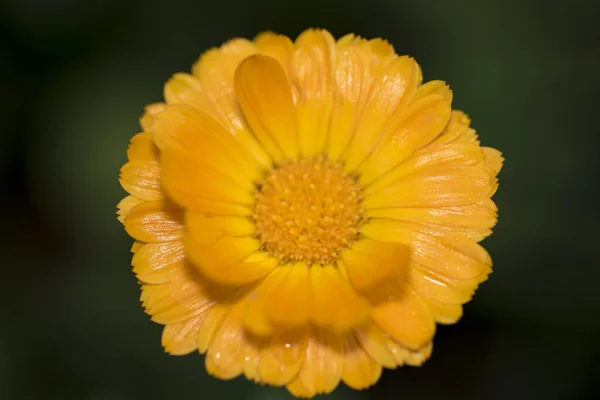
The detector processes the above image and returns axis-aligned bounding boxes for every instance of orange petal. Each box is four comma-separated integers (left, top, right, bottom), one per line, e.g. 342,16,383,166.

197,303,230,354
130,240,144,253
185,230,276,286
341,333,382,390
254,32,296,88
287,377,315,398
139,103,166,132
366,200,496,245
141,273,218,325
259,327,309,386
293,29,335,156
160,147,253,208
343,56,421,172
366,141,485,197
191,39,271,168
152,103,260,184
482,147,504,177
327,42,374,161
180,197,252,217
186,212,255,246
205,303,262,380
119,132,162,201
408,265,473,305
124,201,183,242
235,54,299,161
132,241,186,284
293,29,335,100
310,265,369,333
411,80,453,104
354,323,397,369
161,314,204,355
422,298,463,324
295,329,344,396
361,221,492,280
363,166,494,209
117,195,145,224
421,110,478,150
382,332,433,366
370,288,436,350
340,238,409,292
262,263,313,328
119,161,162,201
163,73,212,112
126,132,160,163
243,267,290,336
359,94,452,185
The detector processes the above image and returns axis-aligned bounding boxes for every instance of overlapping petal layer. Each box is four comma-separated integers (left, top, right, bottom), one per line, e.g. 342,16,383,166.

117,28,502,398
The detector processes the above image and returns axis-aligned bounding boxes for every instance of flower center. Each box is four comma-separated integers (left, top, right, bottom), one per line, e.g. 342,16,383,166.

254,156,364,265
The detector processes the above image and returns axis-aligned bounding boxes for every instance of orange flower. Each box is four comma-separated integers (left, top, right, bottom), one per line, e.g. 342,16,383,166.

118,29,502,397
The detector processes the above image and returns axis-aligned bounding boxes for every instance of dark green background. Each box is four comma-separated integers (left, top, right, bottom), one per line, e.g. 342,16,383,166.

1,0,599,398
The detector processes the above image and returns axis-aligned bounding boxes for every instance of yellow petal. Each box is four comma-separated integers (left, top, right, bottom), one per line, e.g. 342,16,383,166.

411,80,453,103
126,132,160,162
370,288,436,350
263,263,313,328
185,230,276,286
130,240,144,253
139,103,166,132
161,314,204,355
310,265,369,333
119,161,162,201
366,199,497,242
404,341,433,366
124,201,183,243
259,327,309,386
160,148,253,208
235,54,299,161
141,272,218,325
359,94,452,185
354,323,397,369
191,39,271,168
117,195,145,224
243,267,290,336
383,333,432,366
205,303,262,380
254,32,296,85
340,238,409,292
341,333,382,390
132,241,186,284
361,221,492,280
186,212,255,246
366,142,485,196
152,103,260,184
293,29,335,100
163,72,213,112
343,56,421,172
197,303,230,354
287,377,315,398
363,166,494,209
423,298,463,324
295,329,344,396
421,110,478,150
119,132,162,201
482,147,504,177
327,43,374,161
408,265,473,305
293,29,335,156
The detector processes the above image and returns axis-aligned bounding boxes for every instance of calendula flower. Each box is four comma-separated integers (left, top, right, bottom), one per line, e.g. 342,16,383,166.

118,28,502,397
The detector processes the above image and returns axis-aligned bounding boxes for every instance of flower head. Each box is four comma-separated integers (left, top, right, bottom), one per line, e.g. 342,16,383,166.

118,28,502,397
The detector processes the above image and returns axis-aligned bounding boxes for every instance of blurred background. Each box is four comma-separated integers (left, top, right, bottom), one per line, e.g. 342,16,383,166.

1,0,599,398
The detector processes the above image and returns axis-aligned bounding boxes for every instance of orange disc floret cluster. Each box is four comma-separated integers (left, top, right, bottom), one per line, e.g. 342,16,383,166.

118,28,503,398
254,156,364,264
